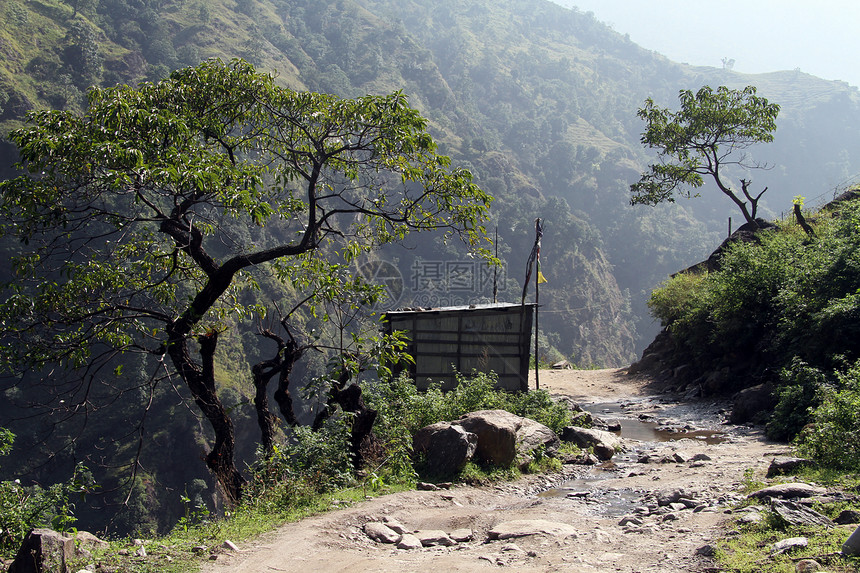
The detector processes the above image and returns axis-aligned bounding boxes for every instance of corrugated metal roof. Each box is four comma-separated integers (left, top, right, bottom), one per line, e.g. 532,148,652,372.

384,302,534,316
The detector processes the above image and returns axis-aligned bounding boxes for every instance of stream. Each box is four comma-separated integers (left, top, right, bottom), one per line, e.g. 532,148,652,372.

539,397,728,516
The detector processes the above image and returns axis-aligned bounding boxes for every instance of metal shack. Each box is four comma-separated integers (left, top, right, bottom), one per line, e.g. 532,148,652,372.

383,302,535,392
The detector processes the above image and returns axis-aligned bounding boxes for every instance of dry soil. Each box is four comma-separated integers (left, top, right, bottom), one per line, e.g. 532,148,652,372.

201,368,791,573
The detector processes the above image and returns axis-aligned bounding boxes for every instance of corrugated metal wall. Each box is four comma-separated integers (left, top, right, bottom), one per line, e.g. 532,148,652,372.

385,303,534,391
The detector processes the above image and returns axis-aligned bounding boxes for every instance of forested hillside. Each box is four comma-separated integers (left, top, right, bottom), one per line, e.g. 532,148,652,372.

1,0,859,536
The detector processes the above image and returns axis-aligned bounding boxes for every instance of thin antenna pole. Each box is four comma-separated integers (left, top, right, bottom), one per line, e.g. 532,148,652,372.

493,226,498,304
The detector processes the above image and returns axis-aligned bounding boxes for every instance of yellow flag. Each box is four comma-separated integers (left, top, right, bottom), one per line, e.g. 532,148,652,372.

537,271,547,284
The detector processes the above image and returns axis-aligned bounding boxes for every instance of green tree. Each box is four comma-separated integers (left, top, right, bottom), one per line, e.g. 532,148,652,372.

630,85,780,226
0,59,491,505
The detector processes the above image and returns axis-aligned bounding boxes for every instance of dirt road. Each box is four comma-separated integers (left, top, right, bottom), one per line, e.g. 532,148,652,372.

202,368,790,572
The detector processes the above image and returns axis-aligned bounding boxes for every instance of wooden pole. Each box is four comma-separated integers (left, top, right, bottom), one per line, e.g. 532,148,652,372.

534,255,540,391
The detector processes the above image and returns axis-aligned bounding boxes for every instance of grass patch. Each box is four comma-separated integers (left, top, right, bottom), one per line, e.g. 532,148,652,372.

715,466,860,573
716,518,859,573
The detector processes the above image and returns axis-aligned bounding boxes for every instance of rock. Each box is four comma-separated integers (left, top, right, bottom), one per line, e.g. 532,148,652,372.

488,519,578,540
690,453,712,462
449,528,474,542
396,534,423,550
835,509,860,525
8,528,75,573
842,524,860,555
414,530,456,547
766,457,812,478
551,360,572,369
560,426,622,461
222,540,239,551
748,482,827,500
452,410,560,468
453,410,518,466
413,422,478,477
656,489,686,506
74,531,109,550
795,559,822,572
416,482,440,491
382,517,410,535
364,522,400,544
771,500,833,527
737,511,763,524
771,536,808,555
618,516,643,527
515,417,561,466
730,383,777,424
695,544,717,557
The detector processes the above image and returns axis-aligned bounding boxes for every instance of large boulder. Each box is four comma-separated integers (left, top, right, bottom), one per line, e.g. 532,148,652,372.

730,383,777,424
8,529,75,573
454,410,559,467
455,410,520,466
560,426,622,461
412,421,478,477
516,416,561,466
747,482,827,500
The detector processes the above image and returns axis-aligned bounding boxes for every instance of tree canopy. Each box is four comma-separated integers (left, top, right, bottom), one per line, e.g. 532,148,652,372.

0,58,491,503
630,85,780,226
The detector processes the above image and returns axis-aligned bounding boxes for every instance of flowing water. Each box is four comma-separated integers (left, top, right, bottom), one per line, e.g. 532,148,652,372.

538,398,727,514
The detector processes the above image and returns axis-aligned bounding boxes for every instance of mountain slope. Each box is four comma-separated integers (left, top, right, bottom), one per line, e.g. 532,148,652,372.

1,0,860,535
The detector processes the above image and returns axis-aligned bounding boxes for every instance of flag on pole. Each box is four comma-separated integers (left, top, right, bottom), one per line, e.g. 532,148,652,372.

535,219,547,284
521,218,546,303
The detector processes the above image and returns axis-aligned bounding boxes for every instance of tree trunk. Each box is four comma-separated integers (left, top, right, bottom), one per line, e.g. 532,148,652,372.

794,203,816,238
167,329,245,505
312,372,378,468
273,340,303,427
251,362,280,458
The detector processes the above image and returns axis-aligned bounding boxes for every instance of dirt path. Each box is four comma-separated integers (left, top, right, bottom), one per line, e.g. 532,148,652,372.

202,368,790,573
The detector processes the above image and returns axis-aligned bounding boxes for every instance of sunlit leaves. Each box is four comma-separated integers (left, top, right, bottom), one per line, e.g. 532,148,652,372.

0,57,491,385
631,85,780,223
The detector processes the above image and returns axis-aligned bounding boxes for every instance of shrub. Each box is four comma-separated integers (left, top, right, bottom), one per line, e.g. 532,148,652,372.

766,359,826,441
0,429,96,557
795,360,860,470
647,271,708,328
364,370,573,482
244,420,354,513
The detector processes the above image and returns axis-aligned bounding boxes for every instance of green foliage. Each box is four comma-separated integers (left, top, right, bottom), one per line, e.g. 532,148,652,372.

716,518,855,573
0,430,98,558
364,370,573,483
795,361,860,470
631,85,780,224
646,271,709,328
767,359,826,441
366,370,572,440
649,196,860,442
0,57,491,504
244,421,354,515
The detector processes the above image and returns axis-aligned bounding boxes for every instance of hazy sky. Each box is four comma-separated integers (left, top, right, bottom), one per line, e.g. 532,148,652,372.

551,1,860,88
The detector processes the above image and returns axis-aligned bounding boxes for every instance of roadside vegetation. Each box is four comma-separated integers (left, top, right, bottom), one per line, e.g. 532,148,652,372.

648,191,860,571
716,468,860,572
648,192,860,451
1,371,574,571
